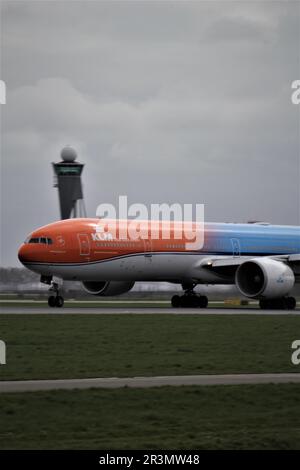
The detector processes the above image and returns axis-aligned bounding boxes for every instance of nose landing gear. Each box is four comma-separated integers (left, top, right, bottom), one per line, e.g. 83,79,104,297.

40,276,64,308
47,282,64,308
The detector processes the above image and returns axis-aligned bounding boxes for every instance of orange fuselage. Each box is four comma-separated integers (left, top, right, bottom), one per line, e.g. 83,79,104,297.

18,218,203,265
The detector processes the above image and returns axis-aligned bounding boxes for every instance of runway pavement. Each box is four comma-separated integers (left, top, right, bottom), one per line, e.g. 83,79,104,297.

0,306,299,314
1,373,300,392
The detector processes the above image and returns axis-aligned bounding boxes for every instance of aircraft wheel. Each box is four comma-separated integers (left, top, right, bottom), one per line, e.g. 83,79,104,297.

181,295,200,308
171,295,181,308
198,296,208,308
260,299,280,309
187,296,196,307
48,296,56,308
172,294,209,309
55,296,64,308
284,297,296,310
259,299,269,310
260,298,296,310
179,295,189,308
277,298,286,310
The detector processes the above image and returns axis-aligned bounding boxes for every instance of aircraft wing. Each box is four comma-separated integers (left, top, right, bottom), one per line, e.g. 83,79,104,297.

200,256,251,278
275,254,300,264
201,254,300,276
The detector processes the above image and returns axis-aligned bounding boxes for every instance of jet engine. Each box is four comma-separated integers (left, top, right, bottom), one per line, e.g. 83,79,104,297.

235,258,295,299
82,281,135,296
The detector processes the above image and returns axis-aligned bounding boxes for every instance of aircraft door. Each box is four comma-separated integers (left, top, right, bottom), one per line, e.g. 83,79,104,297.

231,238,241,257
78,233,91,256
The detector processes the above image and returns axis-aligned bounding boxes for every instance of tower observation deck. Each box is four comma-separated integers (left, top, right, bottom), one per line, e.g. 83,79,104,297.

52,146,87,219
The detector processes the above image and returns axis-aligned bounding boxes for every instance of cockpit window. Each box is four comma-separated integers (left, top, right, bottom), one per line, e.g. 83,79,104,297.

27,237,53,245
29,238,40,244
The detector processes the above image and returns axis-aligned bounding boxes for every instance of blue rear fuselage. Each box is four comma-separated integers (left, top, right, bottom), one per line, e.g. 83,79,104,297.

204,223,300,256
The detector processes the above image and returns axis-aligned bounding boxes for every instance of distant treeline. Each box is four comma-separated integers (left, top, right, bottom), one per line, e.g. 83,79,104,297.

0,267,39,284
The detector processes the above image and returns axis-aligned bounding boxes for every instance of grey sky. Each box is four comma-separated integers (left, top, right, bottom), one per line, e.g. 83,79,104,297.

0,0,299,266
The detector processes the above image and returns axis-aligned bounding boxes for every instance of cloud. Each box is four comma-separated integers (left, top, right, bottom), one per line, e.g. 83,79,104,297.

1,1,299,266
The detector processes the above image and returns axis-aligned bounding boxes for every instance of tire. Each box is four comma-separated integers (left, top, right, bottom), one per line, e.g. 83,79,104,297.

259,299,269,310
181,295,196,308
48,296,56,307
276,298,285,310
172,294,208,309
179,295,188,308
198,296,208,308
55,296,64,308
285,297,296,310
171,295,181,308
181,295,199,308
260,298,294,310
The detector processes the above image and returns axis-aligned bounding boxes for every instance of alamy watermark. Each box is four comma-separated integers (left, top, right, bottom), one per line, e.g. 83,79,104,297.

291,80,300,105
96,196,204,250
0,80,6,104
291,340,300,365
0,85,7,364
0,340,6,365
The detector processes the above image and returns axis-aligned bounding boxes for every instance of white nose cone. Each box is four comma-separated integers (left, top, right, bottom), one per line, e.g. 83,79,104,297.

61,146,77,162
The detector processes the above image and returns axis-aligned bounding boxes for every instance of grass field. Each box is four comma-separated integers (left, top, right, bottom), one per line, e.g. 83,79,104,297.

0,384,300,449
0,313,299,380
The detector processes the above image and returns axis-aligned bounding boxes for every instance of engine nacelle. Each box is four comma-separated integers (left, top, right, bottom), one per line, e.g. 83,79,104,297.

235,258,295,299
82,281,135,296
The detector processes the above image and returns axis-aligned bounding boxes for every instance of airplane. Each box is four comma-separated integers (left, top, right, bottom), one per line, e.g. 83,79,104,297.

18,218,300,309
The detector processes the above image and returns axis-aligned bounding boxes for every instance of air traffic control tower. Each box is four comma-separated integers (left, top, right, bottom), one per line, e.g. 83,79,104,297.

52,146,87,219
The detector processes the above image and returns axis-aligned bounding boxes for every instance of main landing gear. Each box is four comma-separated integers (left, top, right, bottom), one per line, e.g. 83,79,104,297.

259,297,296,310
171,284,208,308
47,282,64,308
